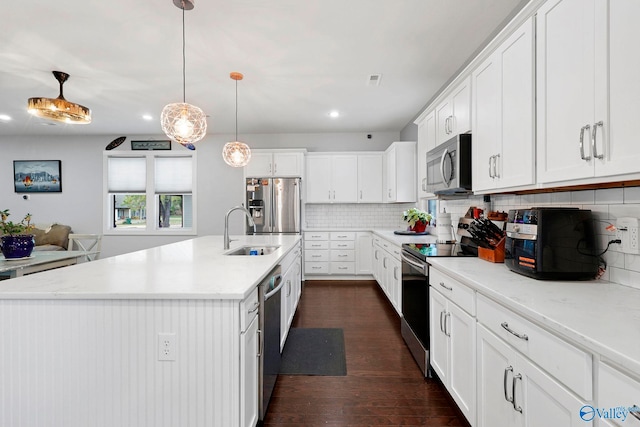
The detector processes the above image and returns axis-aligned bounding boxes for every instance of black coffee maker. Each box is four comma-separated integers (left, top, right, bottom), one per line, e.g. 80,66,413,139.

504,208,599,280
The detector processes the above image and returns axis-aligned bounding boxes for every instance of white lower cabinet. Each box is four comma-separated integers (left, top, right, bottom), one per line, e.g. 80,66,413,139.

304,231,373,277
477,324,590,427
281,242,302,351
240,314,259,427
597,362,640,427
372,236,401,314
355,232,373,275
240,287,260,427
430,283,476,425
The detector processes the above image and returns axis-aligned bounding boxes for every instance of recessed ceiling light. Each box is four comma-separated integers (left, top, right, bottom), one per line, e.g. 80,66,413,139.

0,114,11,121
142,114,153,121
329,110,340,118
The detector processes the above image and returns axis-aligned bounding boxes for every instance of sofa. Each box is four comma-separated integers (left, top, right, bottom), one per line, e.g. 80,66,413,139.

31,224,73,251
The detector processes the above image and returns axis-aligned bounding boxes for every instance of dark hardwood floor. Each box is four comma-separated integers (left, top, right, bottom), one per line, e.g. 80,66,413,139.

263,280,469,427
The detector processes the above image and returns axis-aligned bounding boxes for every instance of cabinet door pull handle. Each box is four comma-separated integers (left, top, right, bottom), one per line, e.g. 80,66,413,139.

444,312,451,337
488,155,494,178
512,373,523,413
630,405,640,421
494,154,500,178
422,177,427,191
591,121,604,160
439,281,453,291
579,124,592,160
393,266,398,280
503,366,514,403
257,329,263,357
439,311,445,333
249,301,260,314
501,322,529,341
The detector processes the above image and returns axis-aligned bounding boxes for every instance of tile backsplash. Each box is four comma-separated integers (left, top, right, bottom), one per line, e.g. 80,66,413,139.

440,187,640,290
305,203,415,230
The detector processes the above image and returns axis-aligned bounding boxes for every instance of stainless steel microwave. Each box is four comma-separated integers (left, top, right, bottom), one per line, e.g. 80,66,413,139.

425,134,472,195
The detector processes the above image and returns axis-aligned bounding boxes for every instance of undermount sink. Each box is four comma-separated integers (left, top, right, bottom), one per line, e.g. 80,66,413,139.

225,245,280,256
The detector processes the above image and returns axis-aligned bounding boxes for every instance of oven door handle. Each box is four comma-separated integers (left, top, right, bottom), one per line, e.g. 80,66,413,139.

401,252,427,274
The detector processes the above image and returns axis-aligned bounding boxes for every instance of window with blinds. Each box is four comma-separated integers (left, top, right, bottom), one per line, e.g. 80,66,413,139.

104,153,196,234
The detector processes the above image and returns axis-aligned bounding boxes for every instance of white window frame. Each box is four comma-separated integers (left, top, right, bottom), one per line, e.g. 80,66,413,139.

103,151,197,236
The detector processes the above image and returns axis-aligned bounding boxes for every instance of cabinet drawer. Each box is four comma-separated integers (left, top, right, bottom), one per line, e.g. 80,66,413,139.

477,294,592,400
305,240,329,250
330,250,355,262
330,262,355,275
429,267,475,316
281,242,301,272
305,262,329,274
598,362,640,425
304,232,329,240
379,240,401,258
305,250,329,262
240,286,259,333
330,231,356,240
330,241,355,250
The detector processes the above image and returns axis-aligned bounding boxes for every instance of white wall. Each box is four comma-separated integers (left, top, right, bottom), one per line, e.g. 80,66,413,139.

0,131,399,258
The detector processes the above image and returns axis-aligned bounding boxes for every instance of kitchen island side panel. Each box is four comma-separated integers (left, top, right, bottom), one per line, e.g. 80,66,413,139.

0,298,241,427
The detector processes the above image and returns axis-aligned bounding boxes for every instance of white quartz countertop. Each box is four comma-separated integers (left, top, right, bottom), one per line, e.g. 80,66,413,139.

0,235,301,300
427,257,640,376
372,229,438,246
303,227,439,246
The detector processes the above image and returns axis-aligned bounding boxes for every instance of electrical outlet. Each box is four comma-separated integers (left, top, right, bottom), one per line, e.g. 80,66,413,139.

617,217,640,255
158,333,176,361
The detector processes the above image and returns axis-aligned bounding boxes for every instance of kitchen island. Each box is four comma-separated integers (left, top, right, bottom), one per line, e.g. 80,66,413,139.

0,234,301,427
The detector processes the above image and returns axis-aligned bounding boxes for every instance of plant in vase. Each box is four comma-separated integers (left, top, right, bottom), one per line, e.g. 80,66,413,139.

0,210,36,259
402,208,432,233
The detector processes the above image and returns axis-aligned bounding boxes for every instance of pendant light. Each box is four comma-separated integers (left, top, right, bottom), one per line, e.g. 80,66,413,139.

222,72,251,167
161,0,207,146
27,71,91,124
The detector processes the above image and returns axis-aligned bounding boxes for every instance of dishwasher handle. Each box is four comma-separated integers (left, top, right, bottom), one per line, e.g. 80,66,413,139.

264,274,284,301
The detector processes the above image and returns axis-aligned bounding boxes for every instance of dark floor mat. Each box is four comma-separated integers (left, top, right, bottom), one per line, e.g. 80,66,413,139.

280,328,347,376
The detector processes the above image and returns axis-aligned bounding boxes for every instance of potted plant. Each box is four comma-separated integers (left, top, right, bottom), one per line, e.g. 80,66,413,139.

0,210,36,259
403,208,432,233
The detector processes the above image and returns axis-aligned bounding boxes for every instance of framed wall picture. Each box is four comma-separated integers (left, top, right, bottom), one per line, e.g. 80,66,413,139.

131,140,171,150
13,160,62,193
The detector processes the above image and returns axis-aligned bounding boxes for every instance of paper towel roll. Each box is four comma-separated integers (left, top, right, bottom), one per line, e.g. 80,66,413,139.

436,212,454,243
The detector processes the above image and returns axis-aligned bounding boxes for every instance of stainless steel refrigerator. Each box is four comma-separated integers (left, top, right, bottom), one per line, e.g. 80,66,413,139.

246,177,301,234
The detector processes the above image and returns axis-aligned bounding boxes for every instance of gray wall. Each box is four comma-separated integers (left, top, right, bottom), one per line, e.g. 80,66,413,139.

0,131,399,257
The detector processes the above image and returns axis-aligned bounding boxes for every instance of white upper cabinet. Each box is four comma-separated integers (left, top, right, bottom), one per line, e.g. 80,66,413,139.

305,154,358,203
472,17,535,193
383,141,416,203
357,154,383,203
244,150,304,177
436,76,471,145
416,110,437,198
537,0,640,184
598,0,640,178
306,152,383,204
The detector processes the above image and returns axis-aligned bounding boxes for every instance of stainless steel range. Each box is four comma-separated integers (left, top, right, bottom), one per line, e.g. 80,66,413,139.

400,242,476,377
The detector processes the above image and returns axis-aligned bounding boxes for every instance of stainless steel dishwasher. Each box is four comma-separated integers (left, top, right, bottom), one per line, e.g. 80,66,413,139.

258,266,283,421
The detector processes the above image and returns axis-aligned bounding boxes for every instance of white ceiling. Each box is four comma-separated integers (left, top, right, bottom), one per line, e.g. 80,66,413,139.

0,0,528,137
